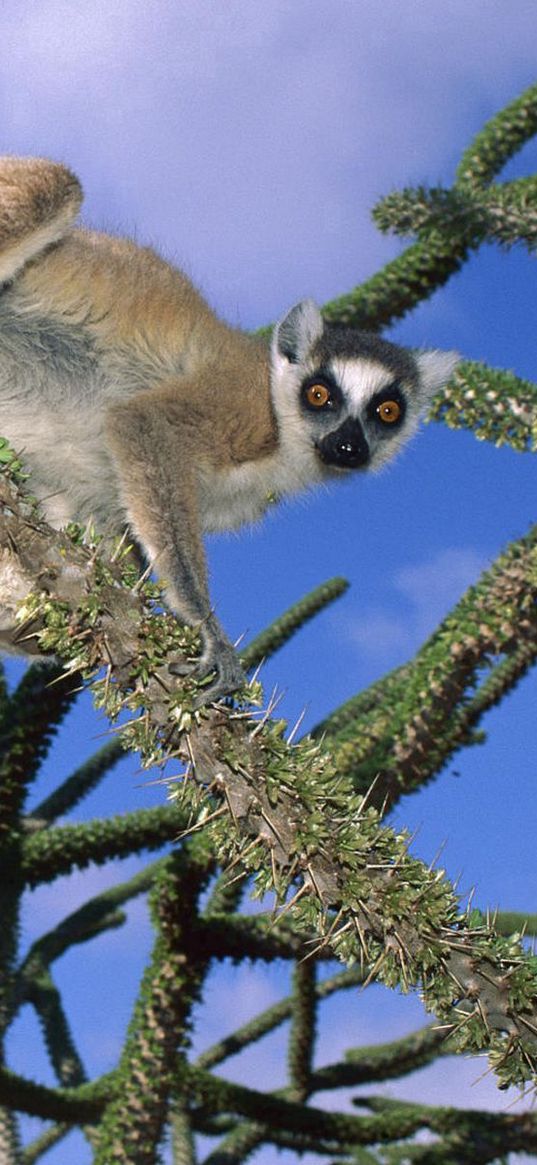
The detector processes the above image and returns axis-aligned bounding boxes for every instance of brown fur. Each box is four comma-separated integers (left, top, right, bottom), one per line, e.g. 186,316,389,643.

0,157,281,699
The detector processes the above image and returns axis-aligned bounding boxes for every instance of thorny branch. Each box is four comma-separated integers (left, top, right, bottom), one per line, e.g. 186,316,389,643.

1,469,537,1098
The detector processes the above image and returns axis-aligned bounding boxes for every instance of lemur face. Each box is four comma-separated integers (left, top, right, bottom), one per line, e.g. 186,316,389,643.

270,299,458,475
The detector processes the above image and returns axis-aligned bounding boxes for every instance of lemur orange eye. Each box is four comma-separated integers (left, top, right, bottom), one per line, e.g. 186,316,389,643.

305,383,331,408
376,399,401,424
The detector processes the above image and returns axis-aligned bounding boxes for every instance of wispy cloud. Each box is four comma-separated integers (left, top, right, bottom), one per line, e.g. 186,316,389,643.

395,546,489,635
344,545,488,663
1,2,535,322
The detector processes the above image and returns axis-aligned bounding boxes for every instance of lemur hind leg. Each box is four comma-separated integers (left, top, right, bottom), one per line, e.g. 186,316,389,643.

0,157,82,284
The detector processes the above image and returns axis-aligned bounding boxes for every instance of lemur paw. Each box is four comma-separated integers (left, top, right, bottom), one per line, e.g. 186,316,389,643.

169,636,246,707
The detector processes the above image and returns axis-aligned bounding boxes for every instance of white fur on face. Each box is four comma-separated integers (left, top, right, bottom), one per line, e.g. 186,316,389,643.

328,357,399,416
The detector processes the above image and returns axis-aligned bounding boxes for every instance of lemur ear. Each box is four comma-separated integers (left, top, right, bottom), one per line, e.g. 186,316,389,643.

273,299,324,365
414,350,459,397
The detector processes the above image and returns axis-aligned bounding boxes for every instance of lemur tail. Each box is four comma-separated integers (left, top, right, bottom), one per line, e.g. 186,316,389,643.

0,157,82,285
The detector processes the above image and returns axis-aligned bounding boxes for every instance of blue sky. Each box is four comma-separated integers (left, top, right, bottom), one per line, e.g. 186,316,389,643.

3,4,536,1163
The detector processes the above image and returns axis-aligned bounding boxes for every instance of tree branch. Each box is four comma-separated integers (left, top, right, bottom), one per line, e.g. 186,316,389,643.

2,468,537,1095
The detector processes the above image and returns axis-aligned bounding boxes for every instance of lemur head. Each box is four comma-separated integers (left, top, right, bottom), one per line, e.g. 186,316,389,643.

270,299,458,474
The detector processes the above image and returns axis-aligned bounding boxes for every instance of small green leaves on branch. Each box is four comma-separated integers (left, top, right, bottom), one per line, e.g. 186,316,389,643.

456,80,537,187
322,81,537,333
322,230,475,332
173,719,537,1091
429,360,537,453
373,180,537,253
316,526,537,807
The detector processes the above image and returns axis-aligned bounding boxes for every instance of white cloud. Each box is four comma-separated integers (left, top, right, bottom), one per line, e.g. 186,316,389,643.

345,609,413,656
395,546,488,636
345,545,487,663
0,1,535,322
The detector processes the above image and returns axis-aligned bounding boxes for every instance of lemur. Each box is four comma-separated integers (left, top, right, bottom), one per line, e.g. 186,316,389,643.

0,158,457,701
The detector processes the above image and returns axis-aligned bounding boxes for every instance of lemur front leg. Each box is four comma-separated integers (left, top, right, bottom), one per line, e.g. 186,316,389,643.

105,386,246,704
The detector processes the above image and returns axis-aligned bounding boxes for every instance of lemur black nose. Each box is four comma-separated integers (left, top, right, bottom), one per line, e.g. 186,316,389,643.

316,418,370,469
